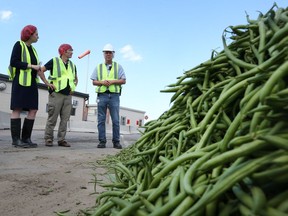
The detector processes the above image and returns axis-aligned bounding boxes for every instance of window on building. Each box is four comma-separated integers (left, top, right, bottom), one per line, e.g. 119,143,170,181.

121,116,126,125
139,119,143,127
71,107,76,116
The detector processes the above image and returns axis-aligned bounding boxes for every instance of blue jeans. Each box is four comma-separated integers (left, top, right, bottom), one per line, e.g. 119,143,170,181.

97,93,120,143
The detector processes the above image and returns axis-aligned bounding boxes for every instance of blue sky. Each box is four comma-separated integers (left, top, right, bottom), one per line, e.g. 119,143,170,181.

1,0,287,121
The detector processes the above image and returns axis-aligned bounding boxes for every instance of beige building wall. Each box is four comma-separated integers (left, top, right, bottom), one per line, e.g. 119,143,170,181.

87,104,146,134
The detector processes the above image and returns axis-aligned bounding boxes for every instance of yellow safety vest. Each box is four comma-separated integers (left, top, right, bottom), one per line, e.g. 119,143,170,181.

96,62,121,93
48,57,77,92
8,41,40,86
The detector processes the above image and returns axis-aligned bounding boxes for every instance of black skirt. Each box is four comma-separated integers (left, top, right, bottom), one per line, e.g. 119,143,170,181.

10,72,39,111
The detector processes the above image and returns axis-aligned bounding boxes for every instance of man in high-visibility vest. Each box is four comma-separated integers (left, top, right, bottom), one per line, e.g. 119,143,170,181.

90,44,126,149
38,44,78,147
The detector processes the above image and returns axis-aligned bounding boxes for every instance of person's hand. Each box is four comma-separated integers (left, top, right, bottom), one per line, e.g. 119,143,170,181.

47,83,56,90
30,64,41,71
74,79,78,86
36,62,42,72
102,80,111,86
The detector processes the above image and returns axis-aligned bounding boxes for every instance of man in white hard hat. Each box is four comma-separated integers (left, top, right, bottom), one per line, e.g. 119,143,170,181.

90,44,126,149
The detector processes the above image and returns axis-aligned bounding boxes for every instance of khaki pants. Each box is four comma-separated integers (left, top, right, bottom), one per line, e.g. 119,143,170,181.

44,92,72,142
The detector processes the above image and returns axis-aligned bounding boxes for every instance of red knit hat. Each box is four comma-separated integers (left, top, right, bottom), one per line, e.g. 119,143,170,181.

58,44,73,55
21,25,37,41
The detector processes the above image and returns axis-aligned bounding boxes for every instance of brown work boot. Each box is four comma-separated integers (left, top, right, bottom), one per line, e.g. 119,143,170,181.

45,139,53,147
58,140,71,147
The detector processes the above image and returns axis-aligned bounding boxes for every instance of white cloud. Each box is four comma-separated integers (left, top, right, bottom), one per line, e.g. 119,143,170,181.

0,10,12,21
120,45,142,61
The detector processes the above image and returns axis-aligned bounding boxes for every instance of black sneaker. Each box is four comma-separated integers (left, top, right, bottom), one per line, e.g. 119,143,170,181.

97,142,106,148
113,142,122,149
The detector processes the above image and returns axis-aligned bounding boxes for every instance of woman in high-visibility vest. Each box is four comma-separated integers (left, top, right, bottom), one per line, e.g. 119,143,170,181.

8,25,42,148
38,44,78,147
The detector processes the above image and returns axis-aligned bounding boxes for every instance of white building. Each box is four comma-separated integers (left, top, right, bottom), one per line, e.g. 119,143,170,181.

0,73,145,134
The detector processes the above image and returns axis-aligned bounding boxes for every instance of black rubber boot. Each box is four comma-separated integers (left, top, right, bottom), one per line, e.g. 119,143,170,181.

22,118,38,148
10,118,30,148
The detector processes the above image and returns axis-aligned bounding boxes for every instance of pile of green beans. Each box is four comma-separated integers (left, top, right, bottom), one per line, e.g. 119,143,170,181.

85,4,288,216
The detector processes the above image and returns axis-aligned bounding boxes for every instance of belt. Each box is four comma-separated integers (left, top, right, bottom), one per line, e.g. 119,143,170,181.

98,90,119,95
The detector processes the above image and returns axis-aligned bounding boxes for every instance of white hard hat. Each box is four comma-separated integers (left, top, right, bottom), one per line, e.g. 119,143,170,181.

103,43,115,52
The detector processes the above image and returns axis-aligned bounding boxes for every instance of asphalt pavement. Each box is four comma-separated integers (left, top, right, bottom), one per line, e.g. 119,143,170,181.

0,129,141,151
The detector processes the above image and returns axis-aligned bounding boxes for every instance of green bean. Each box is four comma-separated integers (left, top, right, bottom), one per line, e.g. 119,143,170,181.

252,164,288,181
222,32,256,70
96,190,124,203
258,134,288,150
205,200,218,216
188,103,197,128
175,130,185,157
250,186,267,214
168,168,181,201
171,195,195,216
227,134,254,148
238,203,254,215
139,196,155,213
100,182,127,189
91,200,115,216
258,18,266,64
149,191,186,216
147,176,172,202
218,201,236,216
116,200,143,216
197,112,221,149
185,126,201,137
110,197,130,208
249,104,266,133
154,196,163,208
160,85,182,93
183,148,218,196
192,173,208,186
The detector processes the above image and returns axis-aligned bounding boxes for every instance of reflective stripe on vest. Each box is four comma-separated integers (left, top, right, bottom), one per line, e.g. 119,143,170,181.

7,41,39,86
96,62,120,93
48,57,76,92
